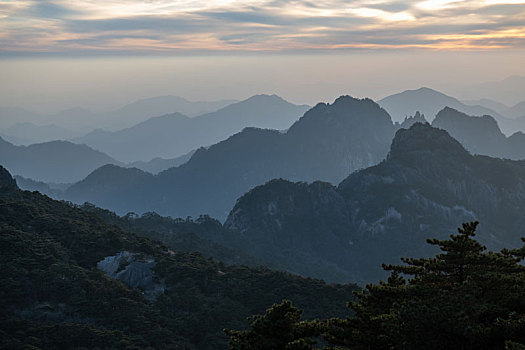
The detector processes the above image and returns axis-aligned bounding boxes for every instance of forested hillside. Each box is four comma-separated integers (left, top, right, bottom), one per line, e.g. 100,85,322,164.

0,166,358,349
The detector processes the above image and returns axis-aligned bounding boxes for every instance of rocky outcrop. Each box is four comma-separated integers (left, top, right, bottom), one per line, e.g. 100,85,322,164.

397,111,428,129
98,251,164,299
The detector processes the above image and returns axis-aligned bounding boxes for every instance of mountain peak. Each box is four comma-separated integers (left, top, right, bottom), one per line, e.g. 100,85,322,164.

332,95,375,105
238,94,297,106
386,87,451,99
388,122,470,161
434,107,501,131
286,95,394,140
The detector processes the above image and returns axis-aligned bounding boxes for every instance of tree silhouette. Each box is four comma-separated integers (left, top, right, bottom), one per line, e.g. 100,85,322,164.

325,221,525,350
224,300,323,350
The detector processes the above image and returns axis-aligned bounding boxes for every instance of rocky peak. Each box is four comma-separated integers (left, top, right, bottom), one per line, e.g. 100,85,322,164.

398,111,428,129
287,95,393,136
433,107,501,133
388,123,470,162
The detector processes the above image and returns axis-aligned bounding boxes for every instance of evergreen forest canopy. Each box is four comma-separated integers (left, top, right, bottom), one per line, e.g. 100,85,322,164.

0,166,358,349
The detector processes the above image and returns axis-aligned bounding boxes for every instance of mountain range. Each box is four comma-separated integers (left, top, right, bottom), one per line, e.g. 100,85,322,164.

5,89,525,287
0,136,120,183
507,100,525,118
222,123,525,283
0,165,357,349
462,98,525,119
0,96,238,142
126,150,196,175
73,94,310,162
0,135,199,184
0,122,79,145
63,96,396,219
378,87,525,135
457,75,525,107
105,95,238,129
59,95,525,221
431,107,525,160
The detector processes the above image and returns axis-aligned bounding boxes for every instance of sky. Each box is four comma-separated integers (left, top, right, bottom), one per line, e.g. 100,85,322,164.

1,0,525,112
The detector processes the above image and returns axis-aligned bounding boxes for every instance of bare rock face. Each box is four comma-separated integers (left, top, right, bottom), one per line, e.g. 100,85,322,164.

97,251,164,299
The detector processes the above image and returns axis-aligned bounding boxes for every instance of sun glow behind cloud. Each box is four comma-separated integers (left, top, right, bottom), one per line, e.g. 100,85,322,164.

0,0,525,53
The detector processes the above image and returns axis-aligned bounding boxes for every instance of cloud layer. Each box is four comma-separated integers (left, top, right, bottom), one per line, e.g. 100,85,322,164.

1,0,525,53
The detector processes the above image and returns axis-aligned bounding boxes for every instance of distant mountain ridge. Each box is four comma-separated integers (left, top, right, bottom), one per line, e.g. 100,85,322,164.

431,107,525,160
223,123,525,283
461,98,510,115
459,75,525,107
0,122,79,145
507,100,525,118
106,95,238,129
64,95,396,219
0,96,238,137
74,94,310,162
4,139,195,190
126,150,196,174
378,87,525,135
0,136,121,183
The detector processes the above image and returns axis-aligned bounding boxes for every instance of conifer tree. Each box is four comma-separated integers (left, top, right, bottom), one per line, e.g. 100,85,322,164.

224,300,323,350
325,222,525,350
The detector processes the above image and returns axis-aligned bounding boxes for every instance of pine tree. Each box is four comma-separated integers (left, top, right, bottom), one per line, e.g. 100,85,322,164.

325,222,525,350
224,300,323,350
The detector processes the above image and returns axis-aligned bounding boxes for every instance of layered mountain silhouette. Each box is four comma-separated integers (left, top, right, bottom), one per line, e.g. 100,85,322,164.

107,95,237,129
0,106,41,129
507,100,525,118
0,135,195,187
431,107,525,159
461,75,525,107
64,96,396,219
0,97,236,134
460,98,525,120
46,107,104,131
223,123,525,283
378,87,525,135
0,122,79,145
126,150,195,174
74,94,310,162
461,98,510,115
0,136,121,183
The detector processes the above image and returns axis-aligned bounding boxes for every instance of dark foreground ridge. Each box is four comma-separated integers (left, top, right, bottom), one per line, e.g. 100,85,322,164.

0,165,357,349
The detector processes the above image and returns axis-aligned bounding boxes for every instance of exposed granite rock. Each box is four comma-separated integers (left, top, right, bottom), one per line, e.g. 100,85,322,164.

98,251,164,299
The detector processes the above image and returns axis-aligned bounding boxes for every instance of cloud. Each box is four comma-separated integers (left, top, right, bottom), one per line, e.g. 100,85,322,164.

0,0,524,54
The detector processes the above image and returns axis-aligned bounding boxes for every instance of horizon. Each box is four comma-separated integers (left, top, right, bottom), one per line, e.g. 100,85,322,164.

1,1,525,114
1,55,525,115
